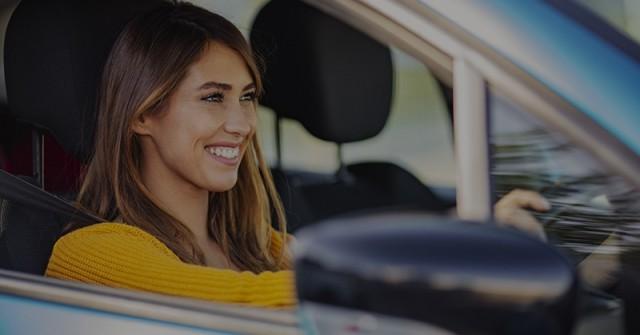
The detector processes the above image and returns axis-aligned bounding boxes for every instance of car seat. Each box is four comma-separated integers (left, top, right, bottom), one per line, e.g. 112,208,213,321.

0,113,9,172
250,0,454,232
0,1,16,174
0,0,163,274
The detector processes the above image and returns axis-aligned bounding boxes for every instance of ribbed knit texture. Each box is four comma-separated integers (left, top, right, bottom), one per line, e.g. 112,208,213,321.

45,222,296,307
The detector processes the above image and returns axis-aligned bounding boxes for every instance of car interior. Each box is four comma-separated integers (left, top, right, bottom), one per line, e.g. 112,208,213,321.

0,0,455,275
1,1,638,334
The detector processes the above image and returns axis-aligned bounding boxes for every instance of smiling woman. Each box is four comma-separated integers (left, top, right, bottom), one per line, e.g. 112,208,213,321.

44,1,294,307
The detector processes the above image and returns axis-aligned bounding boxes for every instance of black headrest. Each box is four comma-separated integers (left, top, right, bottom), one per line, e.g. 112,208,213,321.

0,1,19,112
5,0,163,161
250,0,393,144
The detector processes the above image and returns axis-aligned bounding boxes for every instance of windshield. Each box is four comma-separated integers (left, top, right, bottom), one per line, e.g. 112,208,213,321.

545,0,640,62
573,0,640,44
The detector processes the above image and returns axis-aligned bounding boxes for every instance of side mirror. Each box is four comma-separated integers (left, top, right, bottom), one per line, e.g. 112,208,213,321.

294,215,578,335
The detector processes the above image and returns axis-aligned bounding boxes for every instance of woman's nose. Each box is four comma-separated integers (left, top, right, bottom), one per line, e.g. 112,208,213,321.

223,106,252,137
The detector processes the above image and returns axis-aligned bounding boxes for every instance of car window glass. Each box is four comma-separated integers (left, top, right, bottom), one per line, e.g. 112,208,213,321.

489,89,640,288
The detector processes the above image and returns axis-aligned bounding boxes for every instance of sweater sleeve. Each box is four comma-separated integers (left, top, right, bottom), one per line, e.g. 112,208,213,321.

45,223,296,307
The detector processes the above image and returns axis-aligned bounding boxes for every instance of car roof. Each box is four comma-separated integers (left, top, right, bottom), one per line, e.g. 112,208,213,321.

422,0,640,156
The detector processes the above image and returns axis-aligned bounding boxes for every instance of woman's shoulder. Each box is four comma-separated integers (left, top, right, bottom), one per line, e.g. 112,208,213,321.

55,222,177,259
65,222,151,238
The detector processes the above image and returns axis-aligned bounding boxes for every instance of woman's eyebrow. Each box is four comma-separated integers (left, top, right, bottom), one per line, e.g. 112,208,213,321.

197,82,256,91
198,81,232,91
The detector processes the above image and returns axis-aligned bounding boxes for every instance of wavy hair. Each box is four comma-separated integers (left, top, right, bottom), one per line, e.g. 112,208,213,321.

71,1,289,272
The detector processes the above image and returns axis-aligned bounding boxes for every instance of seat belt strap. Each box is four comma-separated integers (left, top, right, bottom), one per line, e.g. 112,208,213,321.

0,168,101,224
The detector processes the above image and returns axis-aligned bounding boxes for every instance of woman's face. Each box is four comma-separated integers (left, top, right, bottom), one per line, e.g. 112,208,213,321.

136,42,257,193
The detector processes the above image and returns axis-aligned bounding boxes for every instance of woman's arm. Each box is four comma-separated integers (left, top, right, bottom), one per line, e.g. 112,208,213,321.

45,223,295,307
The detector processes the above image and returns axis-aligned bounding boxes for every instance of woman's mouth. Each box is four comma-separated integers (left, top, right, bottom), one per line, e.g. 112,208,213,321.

205,145,241,166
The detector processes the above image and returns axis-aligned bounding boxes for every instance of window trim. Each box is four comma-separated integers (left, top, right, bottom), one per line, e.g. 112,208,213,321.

453,59,491,220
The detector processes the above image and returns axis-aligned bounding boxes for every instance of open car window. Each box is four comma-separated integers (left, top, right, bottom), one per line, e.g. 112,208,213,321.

16,0,640,332
489,88,640,289
0,0,458,328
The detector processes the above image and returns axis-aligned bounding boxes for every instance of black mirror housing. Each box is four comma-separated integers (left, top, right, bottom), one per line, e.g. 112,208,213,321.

294,215,578,335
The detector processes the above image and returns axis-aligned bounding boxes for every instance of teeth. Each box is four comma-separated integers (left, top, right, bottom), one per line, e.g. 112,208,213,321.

207,146,239,159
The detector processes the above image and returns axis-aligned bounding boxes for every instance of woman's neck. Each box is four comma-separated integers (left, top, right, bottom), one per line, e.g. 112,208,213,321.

140,157,210,241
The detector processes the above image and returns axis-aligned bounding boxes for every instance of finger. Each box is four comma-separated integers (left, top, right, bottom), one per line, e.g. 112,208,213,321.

496,208,537,231
497,189,551,212
504,189,549,210
495,207,547,241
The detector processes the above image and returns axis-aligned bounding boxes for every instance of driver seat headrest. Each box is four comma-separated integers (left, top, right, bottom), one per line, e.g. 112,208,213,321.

250,0,393,144
4,0,163,161
0,1,19,112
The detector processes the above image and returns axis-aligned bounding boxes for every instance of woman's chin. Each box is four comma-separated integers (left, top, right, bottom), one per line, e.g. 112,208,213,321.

203,173,239,192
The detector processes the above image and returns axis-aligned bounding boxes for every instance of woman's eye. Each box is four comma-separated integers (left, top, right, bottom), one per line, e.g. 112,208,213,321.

202,92,224,103
240,91,257,102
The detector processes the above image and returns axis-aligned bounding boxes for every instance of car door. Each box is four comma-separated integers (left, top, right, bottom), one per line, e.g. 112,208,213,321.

318,0,639,333
0,268,300,334
1,0,638,334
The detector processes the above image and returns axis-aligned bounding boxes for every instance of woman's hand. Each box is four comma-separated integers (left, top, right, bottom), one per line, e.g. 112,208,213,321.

494,189,551,241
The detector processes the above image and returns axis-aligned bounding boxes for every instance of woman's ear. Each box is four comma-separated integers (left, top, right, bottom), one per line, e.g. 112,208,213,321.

132,114,153,136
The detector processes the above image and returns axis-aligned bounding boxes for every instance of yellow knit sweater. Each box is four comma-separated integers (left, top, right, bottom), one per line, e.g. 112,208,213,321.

45,222,296,307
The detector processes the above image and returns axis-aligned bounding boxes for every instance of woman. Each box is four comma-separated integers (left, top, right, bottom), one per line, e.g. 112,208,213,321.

45,1,294,307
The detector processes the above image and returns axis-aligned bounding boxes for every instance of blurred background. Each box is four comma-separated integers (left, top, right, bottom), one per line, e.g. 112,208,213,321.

188,0,640,189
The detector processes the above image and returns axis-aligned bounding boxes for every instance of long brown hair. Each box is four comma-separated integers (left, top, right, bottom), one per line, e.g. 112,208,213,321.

73,1,289,273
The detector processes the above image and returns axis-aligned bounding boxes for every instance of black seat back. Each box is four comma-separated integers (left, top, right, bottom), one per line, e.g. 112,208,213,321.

250,0,452,231
5,0,163,161
0,0,163,274
275,163,452,231
0,177,63,274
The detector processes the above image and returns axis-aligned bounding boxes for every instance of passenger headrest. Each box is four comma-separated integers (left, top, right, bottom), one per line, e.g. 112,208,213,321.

4,0,162,161
250,0,393,144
